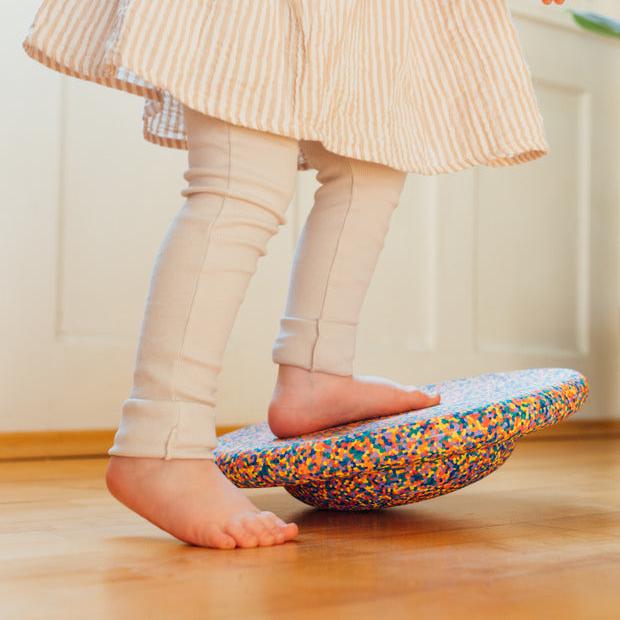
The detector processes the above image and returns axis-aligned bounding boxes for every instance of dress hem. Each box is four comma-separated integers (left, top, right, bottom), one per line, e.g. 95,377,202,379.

22,39,549,176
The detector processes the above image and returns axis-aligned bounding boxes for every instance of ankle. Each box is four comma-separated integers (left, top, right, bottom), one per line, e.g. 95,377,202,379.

275,363,352,385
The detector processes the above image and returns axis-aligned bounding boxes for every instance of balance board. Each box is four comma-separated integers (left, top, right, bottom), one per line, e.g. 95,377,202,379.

214,367,589,510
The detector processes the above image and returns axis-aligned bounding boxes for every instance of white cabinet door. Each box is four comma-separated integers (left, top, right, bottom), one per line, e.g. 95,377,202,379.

2,0,619,433
1,1,300,432
357,2,620,421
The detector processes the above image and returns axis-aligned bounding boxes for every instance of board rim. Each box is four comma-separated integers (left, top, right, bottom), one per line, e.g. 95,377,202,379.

214,368,589,487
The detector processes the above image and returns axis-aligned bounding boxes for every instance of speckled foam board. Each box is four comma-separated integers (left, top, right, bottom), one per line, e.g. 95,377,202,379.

214,367,589,510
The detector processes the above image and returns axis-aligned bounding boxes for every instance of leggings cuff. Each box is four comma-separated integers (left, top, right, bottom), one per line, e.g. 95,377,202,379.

108,398,218,460
271,316,355,376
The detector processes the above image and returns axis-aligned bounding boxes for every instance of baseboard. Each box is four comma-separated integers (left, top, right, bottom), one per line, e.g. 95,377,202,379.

1,421,619,461
522,420,620,441
0,426,243,461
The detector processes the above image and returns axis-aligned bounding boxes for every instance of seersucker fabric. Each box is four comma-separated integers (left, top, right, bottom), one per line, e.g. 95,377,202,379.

22,0,549,174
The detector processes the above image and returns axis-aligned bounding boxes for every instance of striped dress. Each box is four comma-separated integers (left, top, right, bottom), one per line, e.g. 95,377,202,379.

22,0,549,175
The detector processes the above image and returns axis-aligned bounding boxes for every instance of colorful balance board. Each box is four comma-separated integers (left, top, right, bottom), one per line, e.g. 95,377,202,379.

214,367,589,510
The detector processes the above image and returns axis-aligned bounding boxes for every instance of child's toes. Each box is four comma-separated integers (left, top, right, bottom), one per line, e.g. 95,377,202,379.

257,512,285,543
204,524,237,550
187,523,236,549
281,522,299,540
407,389,440,409
224,519,260,548
242,514,277,546
260,511,298,542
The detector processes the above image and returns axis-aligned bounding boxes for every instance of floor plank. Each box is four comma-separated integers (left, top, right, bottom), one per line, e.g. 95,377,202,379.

1,439,619,620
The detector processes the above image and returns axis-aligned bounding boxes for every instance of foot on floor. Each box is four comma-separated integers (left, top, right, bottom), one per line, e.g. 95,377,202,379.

105,455,299,549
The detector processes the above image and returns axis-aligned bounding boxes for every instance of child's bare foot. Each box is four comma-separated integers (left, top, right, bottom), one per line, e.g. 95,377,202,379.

268,364,441,438
105,455,298,549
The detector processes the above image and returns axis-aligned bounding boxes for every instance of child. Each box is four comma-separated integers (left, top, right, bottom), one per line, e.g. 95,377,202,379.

22,0,549,549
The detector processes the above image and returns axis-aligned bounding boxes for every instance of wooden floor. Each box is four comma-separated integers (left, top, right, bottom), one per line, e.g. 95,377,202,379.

1,439,619,620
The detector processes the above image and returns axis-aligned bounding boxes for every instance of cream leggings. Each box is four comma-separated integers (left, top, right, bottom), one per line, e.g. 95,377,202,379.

108,105,407,460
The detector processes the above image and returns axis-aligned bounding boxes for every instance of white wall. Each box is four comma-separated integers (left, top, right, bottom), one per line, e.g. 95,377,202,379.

1,0,619,432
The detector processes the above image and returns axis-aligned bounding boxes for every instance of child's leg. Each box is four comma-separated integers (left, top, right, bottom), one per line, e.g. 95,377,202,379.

269,140,440,437
105,105,299,549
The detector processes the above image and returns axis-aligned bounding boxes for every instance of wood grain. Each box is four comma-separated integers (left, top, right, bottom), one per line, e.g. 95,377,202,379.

1,439,619,619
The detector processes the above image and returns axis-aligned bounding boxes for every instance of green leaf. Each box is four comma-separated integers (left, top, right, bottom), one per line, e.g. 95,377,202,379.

568,9,620,40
